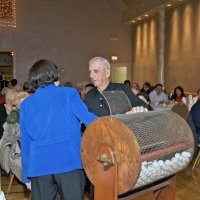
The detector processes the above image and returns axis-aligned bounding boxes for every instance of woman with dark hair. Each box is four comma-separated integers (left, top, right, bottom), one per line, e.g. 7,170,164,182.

141,81,153,95
20,59,97,200
171,86,186,103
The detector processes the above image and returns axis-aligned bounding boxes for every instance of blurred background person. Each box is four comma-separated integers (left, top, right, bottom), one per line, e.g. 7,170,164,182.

0,103,6,139
11,79,21,91
81,83,95,100
141,81,153,95
137,92,153,111
84,83,94,95
23,81,31,93
0,87,10,104
63,81,73,87
170,86,186,103
149,83,168,104
123,80,131,88
131,82,140,95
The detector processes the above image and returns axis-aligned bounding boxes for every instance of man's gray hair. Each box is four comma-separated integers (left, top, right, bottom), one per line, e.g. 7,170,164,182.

89,57,111,70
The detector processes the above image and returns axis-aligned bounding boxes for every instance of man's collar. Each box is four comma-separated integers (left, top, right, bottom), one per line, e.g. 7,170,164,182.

97,82,111,93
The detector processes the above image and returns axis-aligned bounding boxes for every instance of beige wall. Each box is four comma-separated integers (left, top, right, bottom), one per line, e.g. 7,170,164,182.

132,0,200,92
0,0,132,86
165,0,200,92
132,16,159,87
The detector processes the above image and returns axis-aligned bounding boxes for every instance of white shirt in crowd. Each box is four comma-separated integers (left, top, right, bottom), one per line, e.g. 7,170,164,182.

149,90,168,104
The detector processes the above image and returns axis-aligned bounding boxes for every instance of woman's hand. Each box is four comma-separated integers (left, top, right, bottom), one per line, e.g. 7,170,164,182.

26,182,31,190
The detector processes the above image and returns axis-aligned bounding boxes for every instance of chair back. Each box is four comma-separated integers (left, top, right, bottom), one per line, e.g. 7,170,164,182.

171,103,189,120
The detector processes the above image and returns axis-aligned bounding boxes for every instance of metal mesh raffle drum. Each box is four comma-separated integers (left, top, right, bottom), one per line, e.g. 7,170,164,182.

81,111,194,195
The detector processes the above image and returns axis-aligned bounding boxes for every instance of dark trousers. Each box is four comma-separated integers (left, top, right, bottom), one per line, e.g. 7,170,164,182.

31,169,85,200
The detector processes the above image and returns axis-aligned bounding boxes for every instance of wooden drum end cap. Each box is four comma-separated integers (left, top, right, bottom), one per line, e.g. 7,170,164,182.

81,117,141,194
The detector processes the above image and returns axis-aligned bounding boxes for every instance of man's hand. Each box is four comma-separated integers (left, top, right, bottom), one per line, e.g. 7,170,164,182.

125,106,148,114
26,182,31,190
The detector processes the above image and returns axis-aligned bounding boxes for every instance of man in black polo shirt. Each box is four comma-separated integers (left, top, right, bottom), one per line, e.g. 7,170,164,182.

84,57,148,199
85,57,148,116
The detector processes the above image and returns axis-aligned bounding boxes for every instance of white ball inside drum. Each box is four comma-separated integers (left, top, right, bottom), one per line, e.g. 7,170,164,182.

182,157,190,163
140,172,147,180
158,160,164,166
147,166,154,172
152,162,159,167
165,160,171,165
186,152,191,158
171,158,178,167
175,153,181,159
171,157,177,162
182,151,188,157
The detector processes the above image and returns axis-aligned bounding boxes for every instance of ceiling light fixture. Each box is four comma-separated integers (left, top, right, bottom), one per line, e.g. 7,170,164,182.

111,56,118,61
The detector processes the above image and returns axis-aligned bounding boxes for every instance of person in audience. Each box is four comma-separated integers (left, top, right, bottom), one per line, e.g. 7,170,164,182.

63,81,73,87
131,82,140,95
0,90,29,179
137,92,153,110
0,72,3,80
0,104,6,139
81,83,95,100
190,88,200,144
0,73,5,90
171,86,186,103
11,79,21,91
76,81,83,95
0,87,10,104
141,81,153,95
85,83,94,95
0,90,19,174
149,83,168,104
124,80,131,88
124,80,140,95
20,59,97,200
4,89,17,115
6,80,12,89
9,90,29,181
22,81,31,93
85,57,148,117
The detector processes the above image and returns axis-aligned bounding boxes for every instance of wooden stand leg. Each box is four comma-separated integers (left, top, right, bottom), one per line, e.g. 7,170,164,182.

192,151,200,171
153,176,176,200
94,146,117,200
6,173,14,195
